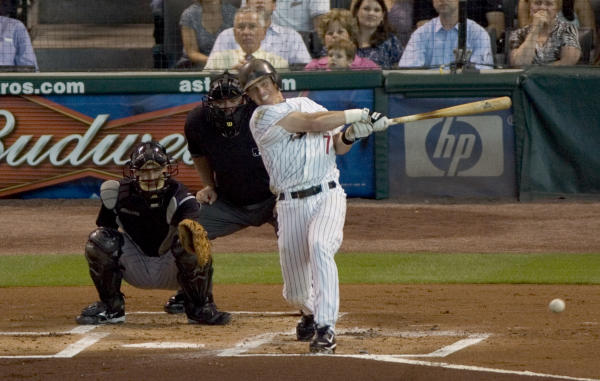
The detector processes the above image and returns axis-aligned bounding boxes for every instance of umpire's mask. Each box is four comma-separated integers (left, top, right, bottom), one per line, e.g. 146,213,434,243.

207,71,247,138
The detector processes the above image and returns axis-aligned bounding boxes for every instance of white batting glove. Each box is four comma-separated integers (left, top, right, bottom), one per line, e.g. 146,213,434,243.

369,112,390,132
344,108,370,124
344,121,373,142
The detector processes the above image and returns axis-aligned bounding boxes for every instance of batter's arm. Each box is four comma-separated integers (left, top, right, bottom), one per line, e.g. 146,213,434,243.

277,111,348,134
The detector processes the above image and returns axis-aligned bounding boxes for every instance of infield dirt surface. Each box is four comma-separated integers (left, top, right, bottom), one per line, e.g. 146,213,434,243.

1,199,599,381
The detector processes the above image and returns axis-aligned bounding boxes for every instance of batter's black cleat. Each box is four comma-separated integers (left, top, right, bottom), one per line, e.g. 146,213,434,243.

76,301,125,325
187,302,232,326
163,290,185,314
309,325,336,354
296,311,316,341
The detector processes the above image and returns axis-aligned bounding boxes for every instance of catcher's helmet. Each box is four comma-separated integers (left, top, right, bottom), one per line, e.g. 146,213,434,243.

238,59,281,91
125,141,177,196
207,71,248,138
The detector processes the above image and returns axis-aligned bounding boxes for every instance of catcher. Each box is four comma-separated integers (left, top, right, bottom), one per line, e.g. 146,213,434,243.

76,140,230,325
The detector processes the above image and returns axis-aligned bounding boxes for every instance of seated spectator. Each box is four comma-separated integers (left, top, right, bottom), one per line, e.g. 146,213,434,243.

271,0,330,56
352,0,403,68
510,0,581,65
0,14,38,70
179,0,237,68
211,0,311,67
305,37,379,69
518,0,595,30
305,8,379,69
205,7,288,70
398,0,493,69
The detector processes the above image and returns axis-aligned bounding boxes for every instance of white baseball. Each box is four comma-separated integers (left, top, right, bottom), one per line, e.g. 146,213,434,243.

549,298,565,313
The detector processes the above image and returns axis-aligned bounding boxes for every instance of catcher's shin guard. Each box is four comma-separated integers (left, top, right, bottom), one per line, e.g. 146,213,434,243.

173,250,230,325
84,227,125,313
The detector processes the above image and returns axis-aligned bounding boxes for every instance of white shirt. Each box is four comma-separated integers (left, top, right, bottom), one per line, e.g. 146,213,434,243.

204,48,289,70
209,22,311,65
249,97,342,193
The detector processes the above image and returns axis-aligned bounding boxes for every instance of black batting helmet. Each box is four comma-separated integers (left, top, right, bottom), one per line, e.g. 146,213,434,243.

207,71,243,102
238,59,281,91
125,141,177,197
206,71,249,138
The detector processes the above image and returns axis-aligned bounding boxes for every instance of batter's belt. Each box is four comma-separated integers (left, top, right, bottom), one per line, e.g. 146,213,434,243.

278,181,336,201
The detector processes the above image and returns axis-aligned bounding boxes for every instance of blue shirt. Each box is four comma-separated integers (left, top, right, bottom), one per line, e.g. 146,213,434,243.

399,17,493,69
0,16,38,70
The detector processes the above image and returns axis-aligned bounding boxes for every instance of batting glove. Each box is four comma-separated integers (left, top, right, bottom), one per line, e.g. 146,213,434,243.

369,112,390,132
343,121,373,144
344,108,370,124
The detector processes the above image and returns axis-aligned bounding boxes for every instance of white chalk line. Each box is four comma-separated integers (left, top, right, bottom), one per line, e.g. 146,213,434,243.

123,342,205,349
1,312,598,381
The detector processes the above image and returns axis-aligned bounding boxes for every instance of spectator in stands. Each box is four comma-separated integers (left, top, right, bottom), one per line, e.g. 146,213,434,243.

271,0,330,56
389,0,505,49
205,7,288,70
398,0,493,69
0,0,18,19
305,36,379,69
211,0,311,67
352,0,403,68
0,14,38,70
518,0,595,30
510,0,581,65
305,8,379,69
179,0,237,68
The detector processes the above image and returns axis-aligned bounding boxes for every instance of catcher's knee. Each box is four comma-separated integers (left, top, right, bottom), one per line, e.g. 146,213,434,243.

85,227,123,264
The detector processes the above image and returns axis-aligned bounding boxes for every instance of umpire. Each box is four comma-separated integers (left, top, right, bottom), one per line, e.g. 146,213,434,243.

164,71,277,313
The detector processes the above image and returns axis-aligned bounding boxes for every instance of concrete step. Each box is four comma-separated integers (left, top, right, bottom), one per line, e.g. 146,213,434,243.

32,23,154,49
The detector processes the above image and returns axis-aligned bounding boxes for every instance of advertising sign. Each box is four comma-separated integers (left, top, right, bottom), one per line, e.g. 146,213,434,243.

388,96,516,198
0,89,374,198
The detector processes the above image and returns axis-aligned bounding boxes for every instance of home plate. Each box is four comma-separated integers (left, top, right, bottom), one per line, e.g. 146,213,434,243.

122,342,205,349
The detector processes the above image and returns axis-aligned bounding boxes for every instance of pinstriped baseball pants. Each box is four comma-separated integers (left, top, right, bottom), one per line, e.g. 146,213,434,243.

276,185,346,330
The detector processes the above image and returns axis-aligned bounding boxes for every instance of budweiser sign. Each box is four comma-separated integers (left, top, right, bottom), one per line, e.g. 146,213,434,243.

0,96,203,198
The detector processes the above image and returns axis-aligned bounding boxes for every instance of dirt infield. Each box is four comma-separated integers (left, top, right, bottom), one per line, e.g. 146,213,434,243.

1,199,600,380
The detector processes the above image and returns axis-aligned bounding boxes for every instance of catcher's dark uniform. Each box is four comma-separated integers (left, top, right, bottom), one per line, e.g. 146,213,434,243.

97,177,199,289
184,101,277,238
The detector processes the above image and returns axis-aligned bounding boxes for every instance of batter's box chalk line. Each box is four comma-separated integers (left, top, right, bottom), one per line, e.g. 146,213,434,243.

223,329,598,381
0,325,107,359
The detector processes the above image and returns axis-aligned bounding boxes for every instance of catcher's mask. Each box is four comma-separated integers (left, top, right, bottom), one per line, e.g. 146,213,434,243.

238,58,281,92
207,71,246,138
125,141,178,197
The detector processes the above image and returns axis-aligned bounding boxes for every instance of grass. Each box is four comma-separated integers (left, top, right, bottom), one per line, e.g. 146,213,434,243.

1,252,600,287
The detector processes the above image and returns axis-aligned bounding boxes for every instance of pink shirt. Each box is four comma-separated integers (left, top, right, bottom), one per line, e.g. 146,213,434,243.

304,55,380,70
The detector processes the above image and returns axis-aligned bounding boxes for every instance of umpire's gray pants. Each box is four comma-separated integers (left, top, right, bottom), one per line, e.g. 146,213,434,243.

119,233,180,290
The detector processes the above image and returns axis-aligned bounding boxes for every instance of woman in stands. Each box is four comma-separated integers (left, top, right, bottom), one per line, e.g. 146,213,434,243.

351,0,403,68
509,0,581,65
179,0,237,68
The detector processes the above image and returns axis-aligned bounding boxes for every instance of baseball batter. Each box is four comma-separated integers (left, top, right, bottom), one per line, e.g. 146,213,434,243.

238,59,389,353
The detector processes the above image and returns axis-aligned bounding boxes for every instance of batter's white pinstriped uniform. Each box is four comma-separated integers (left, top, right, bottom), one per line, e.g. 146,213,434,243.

250,97,346,330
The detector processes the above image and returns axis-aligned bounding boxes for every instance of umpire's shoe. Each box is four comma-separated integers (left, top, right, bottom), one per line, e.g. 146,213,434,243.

76,301,125,325
296,311,316,341
187,302,232,326
309,325,336,354
163,290,185,314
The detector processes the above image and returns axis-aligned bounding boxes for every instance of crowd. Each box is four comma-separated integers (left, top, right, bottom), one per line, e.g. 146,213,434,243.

158,0,599,70
1,0,599,72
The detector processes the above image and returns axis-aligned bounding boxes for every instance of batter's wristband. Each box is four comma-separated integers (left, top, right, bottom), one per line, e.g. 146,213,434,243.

341,129,355,145
344,109,365,124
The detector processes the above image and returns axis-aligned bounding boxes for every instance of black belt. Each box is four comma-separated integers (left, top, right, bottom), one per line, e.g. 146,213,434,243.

279,181,336,201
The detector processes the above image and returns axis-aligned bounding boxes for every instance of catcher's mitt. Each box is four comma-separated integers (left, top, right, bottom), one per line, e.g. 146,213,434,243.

177,219,211,267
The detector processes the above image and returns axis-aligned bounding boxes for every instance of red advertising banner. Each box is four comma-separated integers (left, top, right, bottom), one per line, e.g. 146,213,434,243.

0,96,203,198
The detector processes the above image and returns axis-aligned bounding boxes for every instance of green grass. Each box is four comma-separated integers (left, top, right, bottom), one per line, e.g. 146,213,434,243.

1,252,600,287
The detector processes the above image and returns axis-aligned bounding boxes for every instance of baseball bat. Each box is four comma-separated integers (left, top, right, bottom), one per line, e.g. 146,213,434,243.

388,96,512,126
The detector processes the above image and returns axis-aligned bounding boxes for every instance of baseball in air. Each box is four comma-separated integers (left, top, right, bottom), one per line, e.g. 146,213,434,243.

549,298,565,313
